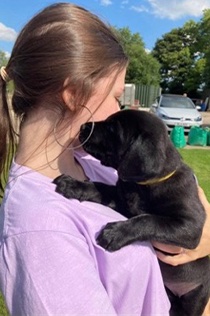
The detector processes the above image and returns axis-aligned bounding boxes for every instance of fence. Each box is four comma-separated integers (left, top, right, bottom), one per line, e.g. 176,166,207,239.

135,84,161,108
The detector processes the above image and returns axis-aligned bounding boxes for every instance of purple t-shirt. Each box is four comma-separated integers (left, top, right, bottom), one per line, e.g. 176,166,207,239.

0,151,170,315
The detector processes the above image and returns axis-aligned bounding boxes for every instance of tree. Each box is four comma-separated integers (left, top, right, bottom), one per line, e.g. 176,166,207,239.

113,27,160,85
0,51,8,67
152,21,204,96
0,50,14,94
197,9,210,91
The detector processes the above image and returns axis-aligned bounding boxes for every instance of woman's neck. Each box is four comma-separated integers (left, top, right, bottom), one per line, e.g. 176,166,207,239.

15,108,88,181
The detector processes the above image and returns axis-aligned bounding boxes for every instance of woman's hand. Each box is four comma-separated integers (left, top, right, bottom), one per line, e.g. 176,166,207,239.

152,186,210,266
152,186,210,315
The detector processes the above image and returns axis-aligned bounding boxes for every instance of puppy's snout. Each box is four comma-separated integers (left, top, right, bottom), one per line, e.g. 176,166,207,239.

80,122,92,132
79,122,93,143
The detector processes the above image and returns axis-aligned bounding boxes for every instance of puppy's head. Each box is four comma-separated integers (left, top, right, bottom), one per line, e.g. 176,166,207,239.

79,110,181,182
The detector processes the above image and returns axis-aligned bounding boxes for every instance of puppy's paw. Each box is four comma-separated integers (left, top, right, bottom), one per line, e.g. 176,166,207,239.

96,221,128,251
53,174,82,199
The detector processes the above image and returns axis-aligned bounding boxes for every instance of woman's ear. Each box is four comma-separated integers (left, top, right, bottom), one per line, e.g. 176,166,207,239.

61,87,76,112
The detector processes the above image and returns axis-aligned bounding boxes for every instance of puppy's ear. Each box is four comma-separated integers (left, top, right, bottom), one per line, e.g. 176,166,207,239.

118,136,166,181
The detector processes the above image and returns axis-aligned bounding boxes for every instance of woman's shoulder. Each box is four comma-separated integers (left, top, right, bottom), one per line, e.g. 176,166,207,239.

0,160,123,241
0,163,170,315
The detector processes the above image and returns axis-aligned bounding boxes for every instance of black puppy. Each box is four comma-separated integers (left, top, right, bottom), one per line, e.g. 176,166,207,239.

53,110,210,315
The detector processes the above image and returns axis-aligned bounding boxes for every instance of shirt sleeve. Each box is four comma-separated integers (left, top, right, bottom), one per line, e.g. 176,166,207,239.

2,231,118,315
1,228,170,316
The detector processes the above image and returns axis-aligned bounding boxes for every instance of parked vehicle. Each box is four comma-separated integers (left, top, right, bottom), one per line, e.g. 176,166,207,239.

191,98,202,108
150,94,203,132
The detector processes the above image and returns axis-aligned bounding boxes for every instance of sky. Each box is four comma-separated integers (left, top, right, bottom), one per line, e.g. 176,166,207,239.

1,0,210,57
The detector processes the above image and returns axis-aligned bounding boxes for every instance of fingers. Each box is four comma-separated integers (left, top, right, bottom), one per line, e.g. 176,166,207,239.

198,186,209,205
152,241,183,254
152,241,193,266
155,250,195,266
153,186,210,267
202,298,210,316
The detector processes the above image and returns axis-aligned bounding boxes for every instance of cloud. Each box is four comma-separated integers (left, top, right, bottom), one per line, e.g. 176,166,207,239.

121,0,129,9
132,0,210,20
100,0,112,6
0,22,17,41
131,5,149,13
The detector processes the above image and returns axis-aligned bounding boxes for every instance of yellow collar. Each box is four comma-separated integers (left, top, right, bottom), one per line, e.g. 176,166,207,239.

137,170,176,186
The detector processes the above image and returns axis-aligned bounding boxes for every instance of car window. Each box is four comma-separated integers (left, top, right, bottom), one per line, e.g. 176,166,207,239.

160,96,195,109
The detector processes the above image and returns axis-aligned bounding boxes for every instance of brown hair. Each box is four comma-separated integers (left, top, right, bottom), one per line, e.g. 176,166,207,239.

0,2,128,196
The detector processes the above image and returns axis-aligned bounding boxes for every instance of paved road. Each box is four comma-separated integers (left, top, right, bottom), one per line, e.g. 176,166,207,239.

202,111,210,127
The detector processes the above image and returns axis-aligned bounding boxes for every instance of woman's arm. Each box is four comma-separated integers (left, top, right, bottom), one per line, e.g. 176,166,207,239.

152,186,210,315
152,186,210,266
2,227,170,315
2,231,118,315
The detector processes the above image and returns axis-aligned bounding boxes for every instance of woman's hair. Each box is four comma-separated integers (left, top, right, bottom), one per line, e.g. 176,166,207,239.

0,2,128,196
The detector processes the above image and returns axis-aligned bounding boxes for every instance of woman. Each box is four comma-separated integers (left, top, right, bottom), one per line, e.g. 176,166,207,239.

0,3,209,315
0,3,170,315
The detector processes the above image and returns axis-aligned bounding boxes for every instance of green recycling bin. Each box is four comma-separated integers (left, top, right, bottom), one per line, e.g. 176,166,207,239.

187,126,207,146
170,126,186,148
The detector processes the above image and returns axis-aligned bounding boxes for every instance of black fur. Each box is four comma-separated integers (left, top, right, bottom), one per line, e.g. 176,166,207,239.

53,110,210,315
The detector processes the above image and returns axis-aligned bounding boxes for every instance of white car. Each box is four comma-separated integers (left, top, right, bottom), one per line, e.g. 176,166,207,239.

150,94,203,132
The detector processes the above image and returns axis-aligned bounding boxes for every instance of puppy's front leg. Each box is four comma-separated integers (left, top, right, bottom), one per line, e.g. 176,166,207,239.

53,174,120,210
97,214,153,251
97,213,200,251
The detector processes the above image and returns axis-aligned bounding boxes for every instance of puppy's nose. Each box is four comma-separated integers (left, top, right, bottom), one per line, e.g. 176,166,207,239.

80,122,92,131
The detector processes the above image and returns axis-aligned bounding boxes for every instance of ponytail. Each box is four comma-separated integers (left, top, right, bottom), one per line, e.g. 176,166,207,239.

0,73,17,198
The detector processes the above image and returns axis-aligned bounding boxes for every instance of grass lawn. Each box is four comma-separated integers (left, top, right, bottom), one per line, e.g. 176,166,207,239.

0,296,8,316
179,148,210,201
0,148,209,315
